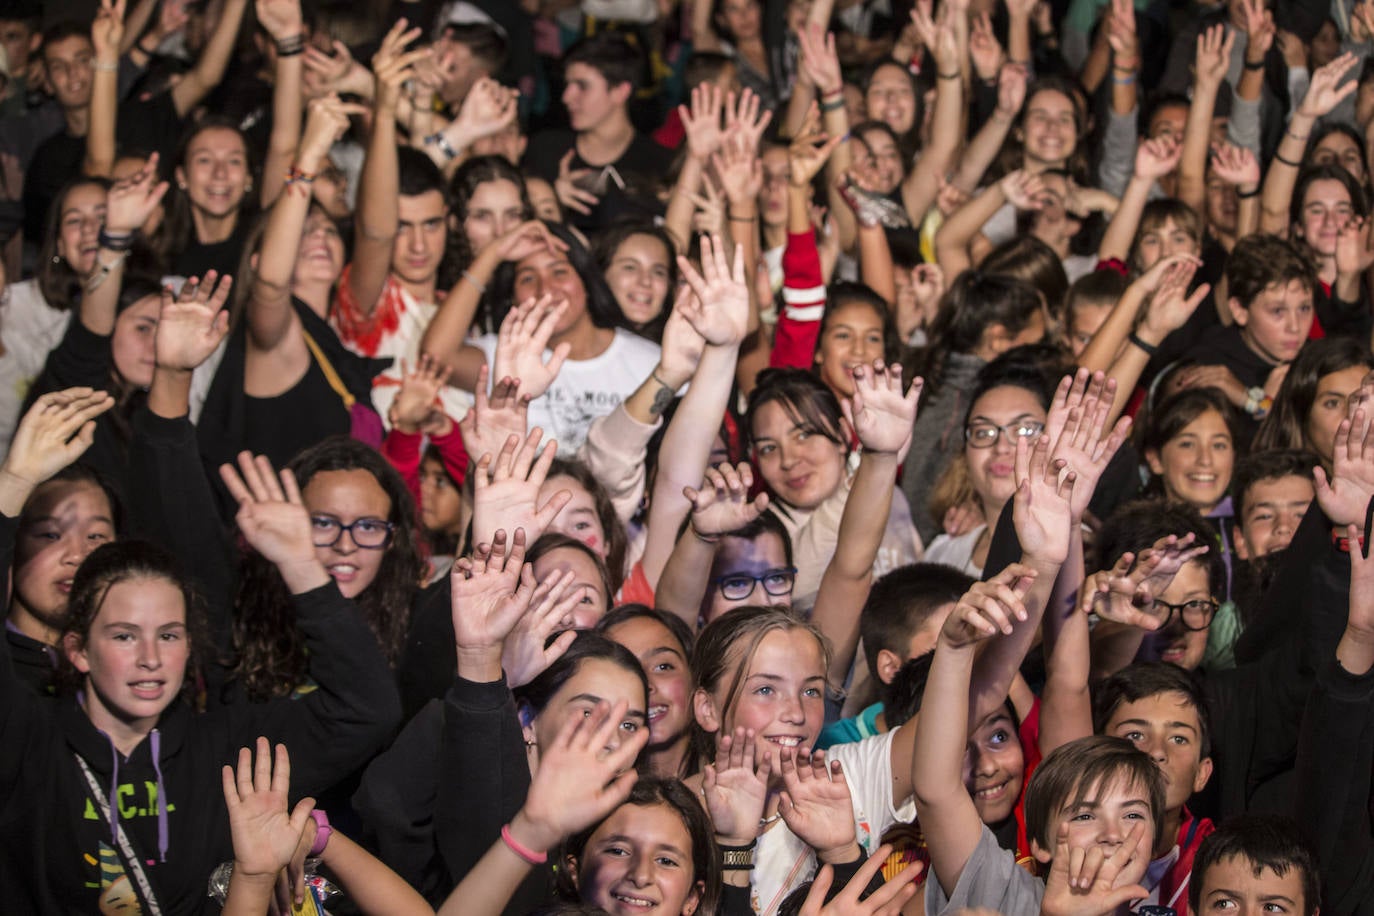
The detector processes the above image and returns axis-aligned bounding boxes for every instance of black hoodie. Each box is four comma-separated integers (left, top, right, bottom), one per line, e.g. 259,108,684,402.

0,512,402,915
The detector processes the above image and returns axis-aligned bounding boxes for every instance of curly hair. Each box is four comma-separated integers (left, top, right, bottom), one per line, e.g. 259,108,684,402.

230,438,422,700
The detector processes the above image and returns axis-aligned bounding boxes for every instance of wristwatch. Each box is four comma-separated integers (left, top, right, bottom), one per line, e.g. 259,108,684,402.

719,841,756,870
308,809,332,856
1244,386,1272,419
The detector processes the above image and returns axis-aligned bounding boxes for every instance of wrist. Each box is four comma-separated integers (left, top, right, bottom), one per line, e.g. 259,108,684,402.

654,362,692,390
817,841,863,865
456,645,504,681
715,833,757,848
276,558,331,594
509,809,560,856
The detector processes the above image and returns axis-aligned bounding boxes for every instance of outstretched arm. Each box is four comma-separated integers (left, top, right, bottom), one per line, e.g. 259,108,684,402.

172,0,250,117
255,0,306,207
84,0,124,178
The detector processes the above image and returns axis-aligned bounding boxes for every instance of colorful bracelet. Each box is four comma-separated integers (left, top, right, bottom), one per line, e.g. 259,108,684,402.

284,166,317,186
501,824,548,865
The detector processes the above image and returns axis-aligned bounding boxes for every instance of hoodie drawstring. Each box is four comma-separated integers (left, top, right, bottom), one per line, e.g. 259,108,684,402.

149,729,168,862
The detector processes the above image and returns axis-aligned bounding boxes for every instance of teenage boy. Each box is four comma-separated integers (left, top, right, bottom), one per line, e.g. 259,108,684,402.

819,563,972,748
1189,816,1320,916
1178,235,1316,428
523,32,665,231
1095,663,1216,915
1231,449,1316,560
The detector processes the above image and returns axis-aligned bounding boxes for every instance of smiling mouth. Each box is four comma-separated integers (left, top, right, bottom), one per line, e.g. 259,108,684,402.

975,780,1010,800
610,891,658,910
764,736,804,748
647,704,668,723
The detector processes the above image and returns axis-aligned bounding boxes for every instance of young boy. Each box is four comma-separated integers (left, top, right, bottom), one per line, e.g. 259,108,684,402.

1095,663,1216,915
1180,235,1316,427
819,563,972,748
1231,449,1316,560
1189,816,1320,916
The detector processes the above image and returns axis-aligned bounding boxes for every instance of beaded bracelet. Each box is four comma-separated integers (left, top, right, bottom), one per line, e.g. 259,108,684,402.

284,166,316,186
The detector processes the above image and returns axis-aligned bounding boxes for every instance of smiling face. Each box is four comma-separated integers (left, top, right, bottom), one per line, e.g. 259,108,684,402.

607,233,671,326
177,127,249,220
573,801,703,916
1196,855,1311,916
291,208,346,288
1147,408,1234,514
12,481,116,640
965,386,1048,519
44,34,94,110
1033,773,1156,884
814,301,886,398
1021,88,1078,169
532,545,609,629
67,576,189,741
55,182,107,276
1103,691,1213,820
463,178,524,254
865,64,917,137
1230,279,1314,366
605,616,694,750
301,468,393,599
962,704,1026,825
527,656,648,755
111,294,160,389
750,400,846,511
853,128,903,196
514,248,589,335
1306,364,1369,465
702,531,792,625
1236,475,1313,559
392,190,448,288
418,457,464,535
696,628,826,771
1135,215,1201,272
1297,178,1354,258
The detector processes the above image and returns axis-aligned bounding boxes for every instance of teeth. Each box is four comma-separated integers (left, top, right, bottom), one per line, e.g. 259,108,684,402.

648,705,667,720
613,893,654,907
976,783,1006,798
767,736,802,747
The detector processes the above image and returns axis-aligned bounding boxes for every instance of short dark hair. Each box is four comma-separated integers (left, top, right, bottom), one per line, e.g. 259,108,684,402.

859,563,973,683
1225,234,1317,310
882,651,935,728
917,272,1045,400
442,22,508,73
1093,662,1212,757
398,146,449,201
683,51,736,91
563,32,643,93
1066,269,1128,326
1231,449,1316,523
1188,816,1320,916
40,20,89,57
1024,735,1167,854
1096,499,1226,600
747,368,847,452
723,510,794,566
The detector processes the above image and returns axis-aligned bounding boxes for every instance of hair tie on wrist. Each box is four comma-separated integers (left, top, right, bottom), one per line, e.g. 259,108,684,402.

98,229,138,252
937,70,961,81
276,34,306,57
1127,332,1157,356
1235,186,1259,199
1243,59,1264,70
1274,151,1302,168
501,824,548,866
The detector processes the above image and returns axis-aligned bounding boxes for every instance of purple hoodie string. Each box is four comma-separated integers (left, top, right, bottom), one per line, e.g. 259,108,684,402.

149,729,168,862
106,738,120,848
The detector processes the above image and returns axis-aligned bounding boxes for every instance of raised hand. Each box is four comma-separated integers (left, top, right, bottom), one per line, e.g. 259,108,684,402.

996,62,1029,119
448,77,519,146
1314,409,1374,526
471,428,571,548
1208,141,1260,191
1238,0,1275,61
680,83,727,161
499,566,582,687
0,389,114,489
908,0,938,55
788,105,844,187
555,150,599,216
510,699,648,854
298,94,364,172
222,738,316,881
302,40,367,98
1039,820,1150,916
688,176,728,238
1106,0,1138,65
1193,24,1234,89
778,751,859,863
371,18,426,112
799,844,922,916
969,13,1005,83
940,563,1037,650
712,133,764,210
219,452,322,585
1012,431,1077,567
388,354,450,434
723,88,772,154
483,219,568,265
1134,136,1181,181
493,295,571,400
675,234,750,346
1298,52,1359,119
1000,169,1046,211
703,727,772,843
1080,534,1209,627
155,272,233,371
1335,215,1374,277
459,365,531,465
1137,256,1209,342
1045,370,1132,523
798,24,843,97
684,462,770,538
255,0,303,41
452,528,537,661
105,152,169,235
91,0,125,61
840,362,921,460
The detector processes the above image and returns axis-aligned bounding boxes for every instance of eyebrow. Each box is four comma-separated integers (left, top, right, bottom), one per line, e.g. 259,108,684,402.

599,834,690,858
1207,889,1296,905
969,413,1038,424
567,694,647,721
31,514,115,526
1116,717,1197,735
648,646,685,660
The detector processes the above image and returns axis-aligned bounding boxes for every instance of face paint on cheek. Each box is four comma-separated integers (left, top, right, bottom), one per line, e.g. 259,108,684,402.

584,535,600,550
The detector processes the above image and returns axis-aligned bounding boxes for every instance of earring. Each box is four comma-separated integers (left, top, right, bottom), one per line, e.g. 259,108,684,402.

178,182,187,191
524,738,536,748
51,254,60,264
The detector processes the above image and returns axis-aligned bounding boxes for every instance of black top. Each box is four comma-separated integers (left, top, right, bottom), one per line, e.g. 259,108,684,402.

523,129,667,233
171,217,252,280
22,130,84,245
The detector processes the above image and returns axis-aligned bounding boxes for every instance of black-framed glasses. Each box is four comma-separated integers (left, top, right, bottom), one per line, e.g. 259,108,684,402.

712,567,797,602
964,420,1046,449
1150,598,1218,632
310,515,395,549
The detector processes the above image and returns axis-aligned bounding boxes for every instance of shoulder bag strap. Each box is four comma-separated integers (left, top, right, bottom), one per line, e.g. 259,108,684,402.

75,753,164,916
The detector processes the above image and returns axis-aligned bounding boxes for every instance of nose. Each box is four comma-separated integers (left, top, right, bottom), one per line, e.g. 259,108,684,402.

332,527,359,554
779,691,806,726
1142,734,1167,764
630,851,654,887
970,746,997,777
635,269,652,290
408,227,426,254
1195,445,1213,468
991,428,1015,455
138,637,162,670
1283,310,1300,334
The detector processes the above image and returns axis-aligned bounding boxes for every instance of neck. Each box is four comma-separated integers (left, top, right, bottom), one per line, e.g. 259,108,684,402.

81,689,156,757
1239,329,1284,367
1317,252,1337,284
191,208,238,245
1156,807,1185,858
8,603,61,647
291,280,333,317
645,736,692,780
1211,225,1237,252
763,221,787,250
555,317,613,361
578,113,635,163
63,104,90,136
395,272,438,305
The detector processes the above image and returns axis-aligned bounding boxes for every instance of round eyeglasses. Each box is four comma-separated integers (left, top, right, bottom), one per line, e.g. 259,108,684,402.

712,567,798,602
310,515,395,549
964,420,1046,449
1149,598,1218,632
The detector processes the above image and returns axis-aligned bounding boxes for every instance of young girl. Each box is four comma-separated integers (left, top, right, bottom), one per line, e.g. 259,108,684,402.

0,392,399,914
529,533,615,630
1254,336,1374,471
166,118,257,278
542,457,629,595
1289,164,1369,336
599,605,698,779
595,222,679,342
440,155,534,333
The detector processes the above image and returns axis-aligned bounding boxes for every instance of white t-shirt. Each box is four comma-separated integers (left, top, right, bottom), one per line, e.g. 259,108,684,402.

923,524,987,578
751,728,914,913
474,328,661,455
0,280,72,454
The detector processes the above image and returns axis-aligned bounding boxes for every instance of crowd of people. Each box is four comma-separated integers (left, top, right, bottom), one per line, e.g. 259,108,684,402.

0,0,1372,913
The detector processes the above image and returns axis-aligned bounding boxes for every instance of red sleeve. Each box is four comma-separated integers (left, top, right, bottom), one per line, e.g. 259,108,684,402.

769,228,828,369
430,422,471,487
382,427,423,508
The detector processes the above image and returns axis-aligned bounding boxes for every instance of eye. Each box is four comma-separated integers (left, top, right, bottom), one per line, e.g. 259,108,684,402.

988,728,1009,745
756,443,776,456
112,632,134,642
1122,729,1144,743
803,686,823,698
354,519,389,535
88,531,111,543
754,685,775,697
653,661,676,673
311,516,337,530
656,855,681,868
620,720,639,733
160,631,182,642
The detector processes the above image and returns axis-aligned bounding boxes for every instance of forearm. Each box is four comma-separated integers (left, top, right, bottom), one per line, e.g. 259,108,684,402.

1102,344,1150,425
970,556,1060,724
1178,80,1221,216
177,0,249,115
1080,33,1111,94
83,59,118,178
80,247,127,335
121,0,157,54
953,108,1014,193
655,530,718,629
1260,112,1313,235
220,872,276,916
935,185,1004,272
421,249,496,362
435,836,534,916
1097,175,1153,263
250,185,314,350
901,73,962,223
664,155,705,252
148,365,194,419
349,113,402,311
1089,620,1148,680
260,56,305,208
1078,284,1143,373
580,405,660,523
1007,11,1032,67
321,832,433,916
856,225,895,303
1037,528,1092,755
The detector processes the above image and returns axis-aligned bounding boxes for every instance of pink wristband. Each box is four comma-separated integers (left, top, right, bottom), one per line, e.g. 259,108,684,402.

501,823,548,865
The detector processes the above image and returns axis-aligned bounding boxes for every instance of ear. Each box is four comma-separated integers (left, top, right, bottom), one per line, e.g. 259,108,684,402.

518,701,537,746
1144,447,1164,476
174,165,187,190
681,880,704,916
1227,296,1250,327
1029,835,1053,865
564,853,581,890
63,632,91,675
875,648,904,685
249,251,261,272
693,686,721,734
1232,522,1251,561
610,79,633,107
979,322,1010,359
1192,755,1215,793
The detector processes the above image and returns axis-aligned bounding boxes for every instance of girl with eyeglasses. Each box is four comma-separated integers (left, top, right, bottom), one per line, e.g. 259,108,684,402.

924,360,1054,578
